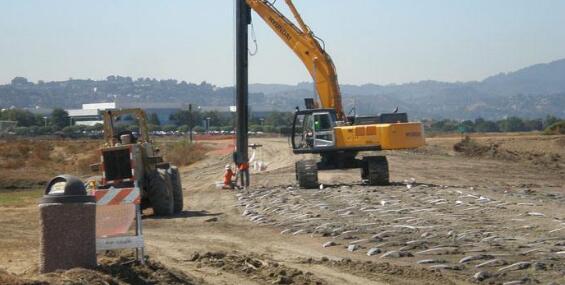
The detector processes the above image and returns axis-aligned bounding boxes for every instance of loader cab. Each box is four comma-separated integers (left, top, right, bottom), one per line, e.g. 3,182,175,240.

102,109,151,147
291,109,337,153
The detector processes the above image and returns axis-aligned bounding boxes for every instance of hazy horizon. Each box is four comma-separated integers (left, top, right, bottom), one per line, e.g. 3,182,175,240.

4,56,564,88
1,0,564,86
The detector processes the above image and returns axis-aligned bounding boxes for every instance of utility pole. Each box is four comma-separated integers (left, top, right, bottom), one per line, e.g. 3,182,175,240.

235,0,251,187
188,104,193,143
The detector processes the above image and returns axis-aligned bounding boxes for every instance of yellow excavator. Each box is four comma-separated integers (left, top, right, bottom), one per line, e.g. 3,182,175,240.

246,0,425,188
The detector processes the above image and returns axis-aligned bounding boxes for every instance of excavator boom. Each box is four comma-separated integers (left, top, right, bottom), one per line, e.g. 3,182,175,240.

246,0,345,120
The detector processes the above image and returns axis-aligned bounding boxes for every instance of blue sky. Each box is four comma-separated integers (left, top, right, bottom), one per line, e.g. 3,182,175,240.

1,0,564,86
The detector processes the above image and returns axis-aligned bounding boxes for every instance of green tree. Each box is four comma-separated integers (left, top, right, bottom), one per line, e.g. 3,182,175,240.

162,125,177,132
265,111,293,127
543,115,560,128
0,109,43,127
170,110,189,125
177,125,190,133
148,113,161,126
202,111,232,127
544,121,565,135
429,119,458,132
474,118,499,133
458,120,475,133
523,119,543,131
192,126,203,133
498,117,526,132
249,124,264,132
11,77,29,86
50,108,70,130
170,110,202,127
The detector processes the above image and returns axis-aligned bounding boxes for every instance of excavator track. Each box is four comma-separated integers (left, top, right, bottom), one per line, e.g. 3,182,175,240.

362,156,389,186
295,160,319,189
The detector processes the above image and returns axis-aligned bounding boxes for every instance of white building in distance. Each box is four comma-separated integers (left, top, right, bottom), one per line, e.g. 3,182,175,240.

67,102,117,126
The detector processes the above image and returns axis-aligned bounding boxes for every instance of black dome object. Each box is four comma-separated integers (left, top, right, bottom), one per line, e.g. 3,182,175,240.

41,175,95,204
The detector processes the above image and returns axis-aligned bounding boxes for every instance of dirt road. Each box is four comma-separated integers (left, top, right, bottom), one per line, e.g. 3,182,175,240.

0,135,563,284
142,137,563,284
142,138,443,285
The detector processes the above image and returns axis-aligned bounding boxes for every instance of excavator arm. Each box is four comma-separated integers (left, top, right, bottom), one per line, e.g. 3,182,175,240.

246,0,346,121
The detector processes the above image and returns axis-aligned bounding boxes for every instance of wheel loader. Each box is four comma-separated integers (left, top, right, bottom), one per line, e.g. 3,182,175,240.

89,108,183,216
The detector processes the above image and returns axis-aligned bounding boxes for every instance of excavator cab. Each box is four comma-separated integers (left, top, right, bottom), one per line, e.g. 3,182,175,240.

291,109,337,152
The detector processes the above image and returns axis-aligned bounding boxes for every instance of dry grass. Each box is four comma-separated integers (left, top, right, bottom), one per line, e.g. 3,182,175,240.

0,137,210,208
0,139,102,191
0,139,99,170
544,121,565,135
161,141,208,167
76,151,101,173
0,189,43,207
0,138,209,192
0,140,53,169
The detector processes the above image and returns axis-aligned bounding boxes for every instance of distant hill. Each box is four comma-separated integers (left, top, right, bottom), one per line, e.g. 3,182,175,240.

480,58,565,96
250,59,565,119
1,59,564,120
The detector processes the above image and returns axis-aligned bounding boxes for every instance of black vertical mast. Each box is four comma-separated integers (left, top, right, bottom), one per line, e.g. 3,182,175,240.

235,0,251,180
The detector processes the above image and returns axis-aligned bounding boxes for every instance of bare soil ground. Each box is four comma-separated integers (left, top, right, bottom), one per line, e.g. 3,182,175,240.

0,254,201,285
0,134,563,284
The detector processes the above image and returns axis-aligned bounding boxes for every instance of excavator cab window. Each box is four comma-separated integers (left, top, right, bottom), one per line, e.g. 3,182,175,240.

314,113,332,131
291,110,336,151
292,113,313,149
312,112,335,148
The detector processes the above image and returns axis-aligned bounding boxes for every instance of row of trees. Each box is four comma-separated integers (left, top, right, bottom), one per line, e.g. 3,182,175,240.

0,108,295,136
0,108,70,129
168,110,293,133
424,116,562,133
2,107,563,136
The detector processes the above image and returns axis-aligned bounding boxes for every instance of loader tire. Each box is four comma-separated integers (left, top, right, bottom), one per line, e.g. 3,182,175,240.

168,166,184,214
148,168,174,216
296,160,318,189
363,156,389,186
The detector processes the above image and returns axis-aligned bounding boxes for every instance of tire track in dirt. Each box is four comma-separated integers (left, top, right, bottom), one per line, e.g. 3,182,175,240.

143,138,472,285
